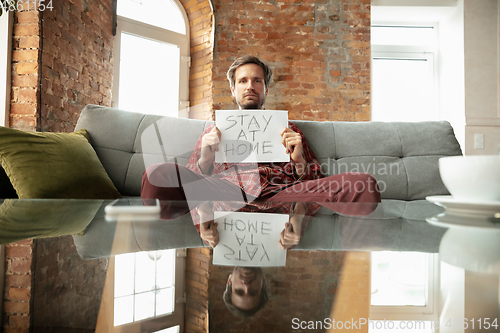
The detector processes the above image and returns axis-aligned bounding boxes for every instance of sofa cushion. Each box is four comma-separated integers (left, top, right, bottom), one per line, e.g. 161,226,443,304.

75,104,210,196
0,127,121,199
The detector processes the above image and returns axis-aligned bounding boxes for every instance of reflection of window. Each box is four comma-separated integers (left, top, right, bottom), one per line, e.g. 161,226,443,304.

114,250,176,326
112,0,190,117
154,327,180,333
370,251,439,326
110,249,185,333
371,252,428,306
371,25,438,122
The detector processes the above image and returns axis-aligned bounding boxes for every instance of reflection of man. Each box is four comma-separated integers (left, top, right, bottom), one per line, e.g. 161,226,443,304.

141,55,380,224
223,266,268,317
198,200,312,250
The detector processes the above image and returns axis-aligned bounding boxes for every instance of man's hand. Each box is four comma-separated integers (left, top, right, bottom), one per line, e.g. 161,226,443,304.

197,202,219,248
200,220,219,248
279,203,307,250
279,220,303,250
198,127,221,174
281,127,306,177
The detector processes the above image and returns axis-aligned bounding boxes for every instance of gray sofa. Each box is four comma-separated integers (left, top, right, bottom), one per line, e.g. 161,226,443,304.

72,104,462,258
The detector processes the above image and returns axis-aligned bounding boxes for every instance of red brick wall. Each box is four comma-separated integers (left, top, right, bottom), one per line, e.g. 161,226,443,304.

2,239,34,333
32,236,108,330
211,0,371,121
180,0,215,120
185,248,210,332
40,0,114,132
10,5,40,131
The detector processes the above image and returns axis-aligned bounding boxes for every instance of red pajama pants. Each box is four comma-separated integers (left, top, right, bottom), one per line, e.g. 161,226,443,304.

141,162,381,218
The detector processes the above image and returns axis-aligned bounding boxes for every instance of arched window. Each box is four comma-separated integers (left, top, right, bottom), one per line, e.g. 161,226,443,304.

112,0,190,118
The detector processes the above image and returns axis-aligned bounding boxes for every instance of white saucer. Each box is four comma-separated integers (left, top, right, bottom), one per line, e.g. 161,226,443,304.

426,195,500,216
426,212,500,230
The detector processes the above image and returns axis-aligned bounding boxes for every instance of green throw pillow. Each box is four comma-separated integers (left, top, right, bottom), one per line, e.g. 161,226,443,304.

0,127,122,199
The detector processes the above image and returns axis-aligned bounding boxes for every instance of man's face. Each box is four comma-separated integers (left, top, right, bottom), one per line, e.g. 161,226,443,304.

228,267,264,310
231,63,268,110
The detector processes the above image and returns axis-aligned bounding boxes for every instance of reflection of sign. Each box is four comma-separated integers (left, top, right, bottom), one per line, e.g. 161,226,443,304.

215,110,289,163
213,211,288,266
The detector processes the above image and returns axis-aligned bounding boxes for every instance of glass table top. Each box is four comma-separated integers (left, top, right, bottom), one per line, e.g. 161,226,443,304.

1,198,499,332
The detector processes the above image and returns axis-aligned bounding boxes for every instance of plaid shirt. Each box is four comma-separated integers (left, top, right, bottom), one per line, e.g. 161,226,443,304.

186,122,323,196
186,122,323,231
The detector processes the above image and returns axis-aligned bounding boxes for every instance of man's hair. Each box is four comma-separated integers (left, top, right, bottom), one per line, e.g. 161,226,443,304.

223,280,269,317
226,55,273,89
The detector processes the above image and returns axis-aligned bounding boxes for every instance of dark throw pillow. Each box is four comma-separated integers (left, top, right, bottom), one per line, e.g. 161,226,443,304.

0,127,121,199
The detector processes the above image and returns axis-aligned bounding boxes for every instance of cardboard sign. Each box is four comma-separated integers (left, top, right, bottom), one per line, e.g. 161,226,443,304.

213,211,288,267
215,110,289,163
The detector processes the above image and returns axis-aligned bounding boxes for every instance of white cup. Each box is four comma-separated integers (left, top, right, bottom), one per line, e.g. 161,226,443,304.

439,155,500,202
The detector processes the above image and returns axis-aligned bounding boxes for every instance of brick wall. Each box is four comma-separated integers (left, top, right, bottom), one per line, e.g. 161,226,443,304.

185,248,210,333
211,0,371,122
32,236,108,330
2,239,34,333
180,0,215,120
40,0,114,132
10,4,40,130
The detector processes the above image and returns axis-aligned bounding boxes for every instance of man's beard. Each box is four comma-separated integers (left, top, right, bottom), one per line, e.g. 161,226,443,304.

237,96,265,110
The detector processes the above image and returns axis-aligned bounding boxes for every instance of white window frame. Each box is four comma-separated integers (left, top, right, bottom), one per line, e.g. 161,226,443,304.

106,249,186,333
370,252,440,323
112,0,190,117
0,10,13,127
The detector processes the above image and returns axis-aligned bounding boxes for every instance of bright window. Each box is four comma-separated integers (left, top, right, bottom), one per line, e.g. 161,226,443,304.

370,252,439,323
371,252,428,307
110,249,186,333
371,25,438,122
117,0,186,34
114,250,176,326
113,0,190,117
117,33,180,116
372,55,435,122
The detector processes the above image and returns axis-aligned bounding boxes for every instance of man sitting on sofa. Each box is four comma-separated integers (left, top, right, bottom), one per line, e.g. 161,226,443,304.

141,55,380,232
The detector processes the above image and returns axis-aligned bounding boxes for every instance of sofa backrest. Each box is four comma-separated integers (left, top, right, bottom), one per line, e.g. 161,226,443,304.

293,120,462,200
76,105,462,200
75,105,211,196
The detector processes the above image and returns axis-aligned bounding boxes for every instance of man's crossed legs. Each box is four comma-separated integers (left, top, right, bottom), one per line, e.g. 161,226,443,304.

141,162,381,219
